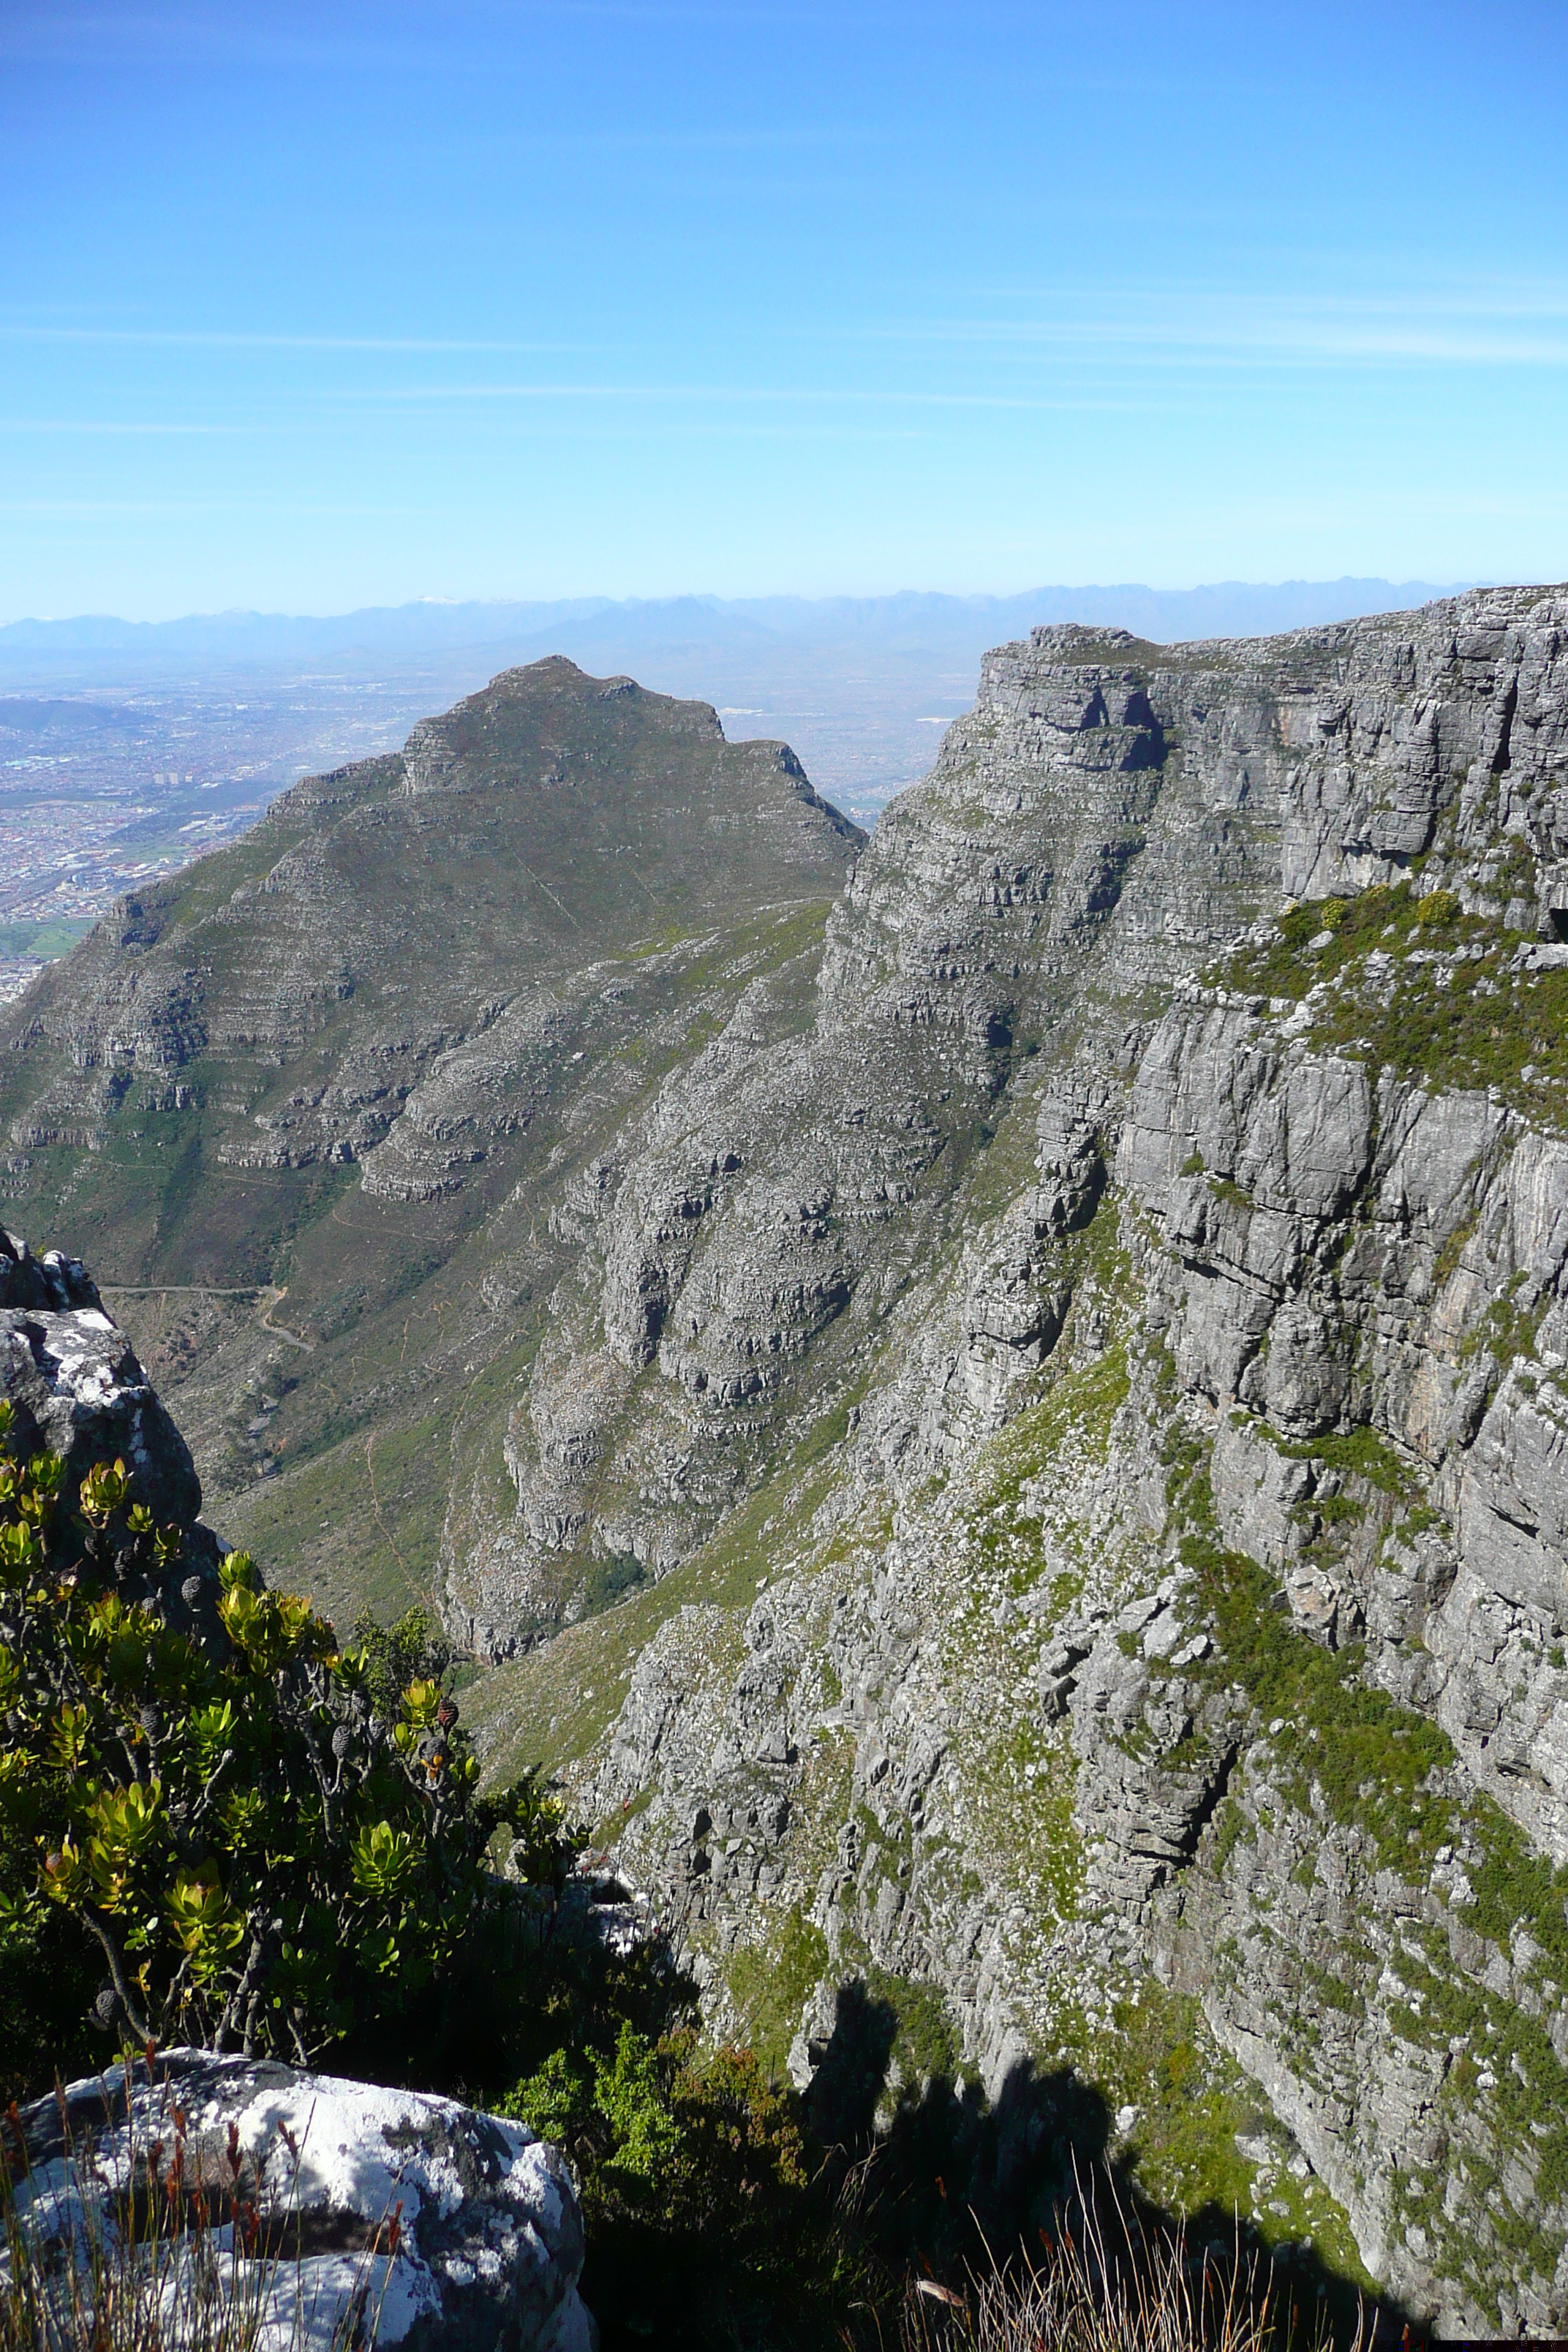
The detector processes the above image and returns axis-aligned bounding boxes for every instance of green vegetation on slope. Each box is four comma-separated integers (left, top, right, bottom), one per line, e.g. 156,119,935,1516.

1158,1398,1568,2315
1226,881,1568,1123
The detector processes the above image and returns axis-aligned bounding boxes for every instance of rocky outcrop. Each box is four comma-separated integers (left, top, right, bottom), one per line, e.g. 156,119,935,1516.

13,2048,592,2352
0,1225,203,1523
0,657,866,1625
1121,981,1568,1863
483,592,1568,1635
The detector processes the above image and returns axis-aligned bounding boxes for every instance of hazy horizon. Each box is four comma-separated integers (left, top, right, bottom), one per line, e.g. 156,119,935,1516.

0,577,1493,879
0,575,1479,653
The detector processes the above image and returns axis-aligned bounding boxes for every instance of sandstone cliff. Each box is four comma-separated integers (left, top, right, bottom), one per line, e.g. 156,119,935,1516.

465,587,1568,2333
0,658,863,1627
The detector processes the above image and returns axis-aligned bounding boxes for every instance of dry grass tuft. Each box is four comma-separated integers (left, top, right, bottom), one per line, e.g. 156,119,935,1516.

886,2166,1362,2352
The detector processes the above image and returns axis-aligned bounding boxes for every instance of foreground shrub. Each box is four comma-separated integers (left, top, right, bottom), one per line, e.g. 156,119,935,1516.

0,1422,567,2075
502,2015,885,2346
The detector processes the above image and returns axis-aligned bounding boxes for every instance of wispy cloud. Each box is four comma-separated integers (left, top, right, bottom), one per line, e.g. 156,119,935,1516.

15,278,1568,385
306,381,1155,412
0,419,250,434
0,324,580,355
0,1,867,73
0,497,451,519
849,283,1568,369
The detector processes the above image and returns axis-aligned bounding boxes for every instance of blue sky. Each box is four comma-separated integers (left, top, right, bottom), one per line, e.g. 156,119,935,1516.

4,0,1567,619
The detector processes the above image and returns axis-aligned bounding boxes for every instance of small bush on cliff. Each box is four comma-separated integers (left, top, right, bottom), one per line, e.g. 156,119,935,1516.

0,1420,566,2079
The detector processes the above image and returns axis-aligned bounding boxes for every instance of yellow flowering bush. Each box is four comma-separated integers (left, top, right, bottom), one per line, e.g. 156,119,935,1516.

0,1402,562,2062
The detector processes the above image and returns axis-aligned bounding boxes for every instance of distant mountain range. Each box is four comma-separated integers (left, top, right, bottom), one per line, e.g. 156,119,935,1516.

0,581,1474,680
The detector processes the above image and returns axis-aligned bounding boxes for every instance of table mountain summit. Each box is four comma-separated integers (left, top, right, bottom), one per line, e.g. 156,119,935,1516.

12,592,1568,2329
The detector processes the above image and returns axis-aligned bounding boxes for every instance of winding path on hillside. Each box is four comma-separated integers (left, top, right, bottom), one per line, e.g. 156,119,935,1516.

102,1280,316,1353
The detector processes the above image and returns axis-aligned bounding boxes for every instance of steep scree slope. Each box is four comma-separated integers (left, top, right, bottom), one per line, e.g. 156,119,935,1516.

462,587,1568,2334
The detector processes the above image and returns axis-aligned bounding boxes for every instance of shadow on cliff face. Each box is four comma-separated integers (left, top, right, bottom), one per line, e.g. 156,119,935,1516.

804,1976,1409,2352
347,1929,1411,2352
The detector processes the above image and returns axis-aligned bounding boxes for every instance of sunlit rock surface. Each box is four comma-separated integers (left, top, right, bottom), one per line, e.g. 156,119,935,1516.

14,2048,592,2352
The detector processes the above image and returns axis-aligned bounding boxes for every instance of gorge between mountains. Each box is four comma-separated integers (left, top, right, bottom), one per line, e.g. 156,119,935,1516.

9,586,1568,2333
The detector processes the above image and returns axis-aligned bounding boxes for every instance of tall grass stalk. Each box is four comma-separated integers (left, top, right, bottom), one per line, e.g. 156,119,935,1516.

892,2166,1362,2352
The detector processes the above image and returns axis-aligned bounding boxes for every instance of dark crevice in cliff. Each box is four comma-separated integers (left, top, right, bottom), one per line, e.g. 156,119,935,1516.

1177,1738,1241,1862
1490,674,1519,773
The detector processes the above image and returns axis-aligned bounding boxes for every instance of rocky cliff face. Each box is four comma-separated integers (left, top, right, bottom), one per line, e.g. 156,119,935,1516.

464,587,1568,2334
13,590,1568,2329
0,1225,204,1526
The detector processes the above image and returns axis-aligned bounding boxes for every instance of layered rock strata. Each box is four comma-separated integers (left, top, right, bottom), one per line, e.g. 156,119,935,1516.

0,659,864,1627
467,589,1568,2334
